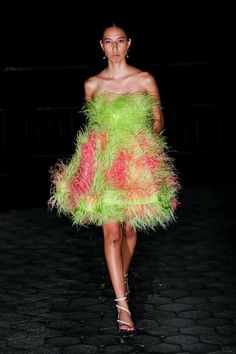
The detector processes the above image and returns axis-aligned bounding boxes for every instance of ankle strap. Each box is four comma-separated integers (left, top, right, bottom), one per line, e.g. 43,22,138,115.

116,304,131,315
114,296,127,301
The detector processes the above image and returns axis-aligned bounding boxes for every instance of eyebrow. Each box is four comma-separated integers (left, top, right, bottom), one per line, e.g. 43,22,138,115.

103,36,126,40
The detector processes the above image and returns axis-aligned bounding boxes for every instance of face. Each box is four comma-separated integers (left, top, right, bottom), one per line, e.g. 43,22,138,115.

100,26,131,62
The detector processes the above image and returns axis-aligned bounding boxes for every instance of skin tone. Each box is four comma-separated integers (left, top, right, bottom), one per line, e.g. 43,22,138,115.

84,25,164,332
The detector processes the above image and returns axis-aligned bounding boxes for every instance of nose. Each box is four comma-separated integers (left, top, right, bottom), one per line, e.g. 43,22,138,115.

112,41,118,50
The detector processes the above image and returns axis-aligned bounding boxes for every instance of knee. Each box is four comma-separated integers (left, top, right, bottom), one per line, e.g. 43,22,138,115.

103,225,122,244
123,224,137,240
105,232,122,244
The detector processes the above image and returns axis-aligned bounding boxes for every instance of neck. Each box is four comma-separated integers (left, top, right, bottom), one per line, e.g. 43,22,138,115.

106,62,129,80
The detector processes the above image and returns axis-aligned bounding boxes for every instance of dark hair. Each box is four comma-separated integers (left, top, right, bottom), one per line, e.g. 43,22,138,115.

97,18,132,41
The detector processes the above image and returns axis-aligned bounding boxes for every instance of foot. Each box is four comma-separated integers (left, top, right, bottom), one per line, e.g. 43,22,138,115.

115,296,135,333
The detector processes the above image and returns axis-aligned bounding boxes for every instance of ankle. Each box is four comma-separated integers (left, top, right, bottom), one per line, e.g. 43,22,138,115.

114,296,128,306
115,296,127,303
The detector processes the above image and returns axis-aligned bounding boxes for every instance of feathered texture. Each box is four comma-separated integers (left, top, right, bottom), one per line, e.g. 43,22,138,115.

48,93,180,231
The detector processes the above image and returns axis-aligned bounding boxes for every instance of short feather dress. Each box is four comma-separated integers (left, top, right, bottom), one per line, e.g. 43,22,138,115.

48,93,180,231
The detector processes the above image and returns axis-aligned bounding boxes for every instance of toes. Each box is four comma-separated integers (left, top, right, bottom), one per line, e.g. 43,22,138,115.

119,323,134,331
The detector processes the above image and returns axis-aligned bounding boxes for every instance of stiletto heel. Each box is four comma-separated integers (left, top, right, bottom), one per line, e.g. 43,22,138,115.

114,296,135,335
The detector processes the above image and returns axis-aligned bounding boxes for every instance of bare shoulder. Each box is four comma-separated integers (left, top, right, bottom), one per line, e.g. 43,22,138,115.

84,76,99,99
84,70,110,98
136,71,160,96
138,71,157,85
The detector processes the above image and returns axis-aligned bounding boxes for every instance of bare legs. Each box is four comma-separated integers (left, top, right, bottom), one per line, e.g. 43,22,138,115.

122,223,137,276
102,221,137,330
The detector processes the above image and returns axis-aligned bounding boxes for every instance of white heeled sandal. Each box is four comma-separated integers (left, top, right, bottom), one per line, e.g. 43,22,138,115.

114,296,135,334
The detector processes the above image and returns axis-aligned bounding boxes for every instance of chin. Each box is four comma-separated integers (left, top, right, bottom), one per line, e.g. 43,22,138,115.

110,57,121,63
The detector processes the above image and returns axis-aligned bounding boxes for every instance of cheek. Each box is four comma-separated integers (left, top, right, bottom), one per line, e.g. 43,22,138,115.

103,45,111,53
121,45,128,53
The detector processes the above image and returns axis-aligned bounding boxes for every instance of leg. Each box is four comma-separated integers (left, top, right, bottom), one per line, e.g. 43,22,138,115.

122,222,137,276
102,221,134,331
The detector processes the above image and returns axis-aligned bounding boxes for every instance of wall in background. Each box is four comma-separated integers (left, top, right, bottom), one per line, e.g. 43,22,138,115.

0,62,233,210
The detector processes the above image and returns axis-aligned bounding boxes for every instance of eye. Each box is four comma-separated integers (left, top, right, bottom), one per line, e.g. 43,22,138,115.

118,39,125,43
104,40,112,45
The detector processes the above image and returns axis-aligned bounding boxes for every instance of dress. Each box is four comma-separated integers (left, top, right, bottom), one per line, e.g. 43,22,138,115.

49,92,180,231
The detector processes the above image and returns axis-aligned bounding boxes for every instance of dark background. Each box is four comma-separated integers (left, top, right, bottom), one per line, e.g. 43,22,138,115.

1,2,233,67
0,3,234,209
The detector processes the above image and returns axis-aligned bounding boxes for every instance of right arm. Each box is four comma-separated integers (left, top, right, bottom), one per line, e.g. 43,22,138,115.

84,77,98,101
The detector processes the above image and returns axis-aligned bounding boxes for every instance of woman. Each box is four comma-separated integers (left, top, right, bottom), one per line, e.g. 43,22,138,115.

49,23,179,334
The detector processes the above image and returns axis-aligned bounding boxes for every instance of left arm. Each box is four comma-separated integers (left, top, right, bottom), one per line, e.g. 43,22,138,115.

143,73,164,133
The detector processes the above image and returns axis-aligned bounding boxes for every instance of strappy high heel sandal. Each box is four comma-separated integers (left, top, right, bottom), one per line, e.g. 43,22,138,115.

124,273,130,299
114,296,135,335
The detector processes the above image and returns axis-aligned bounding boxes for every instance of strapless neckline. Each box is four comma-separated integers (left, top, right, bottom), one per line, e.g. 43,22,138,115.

92,91,154,102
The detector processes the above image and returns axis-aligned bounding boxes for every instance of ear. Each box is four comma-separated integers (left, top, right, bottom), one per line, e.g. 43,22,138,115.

100,40,104,52
127,38,131,49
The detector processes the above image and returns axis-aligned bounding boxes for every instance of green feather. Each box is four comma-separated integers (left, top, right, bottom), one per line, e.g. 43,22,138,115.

49,93,180,231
